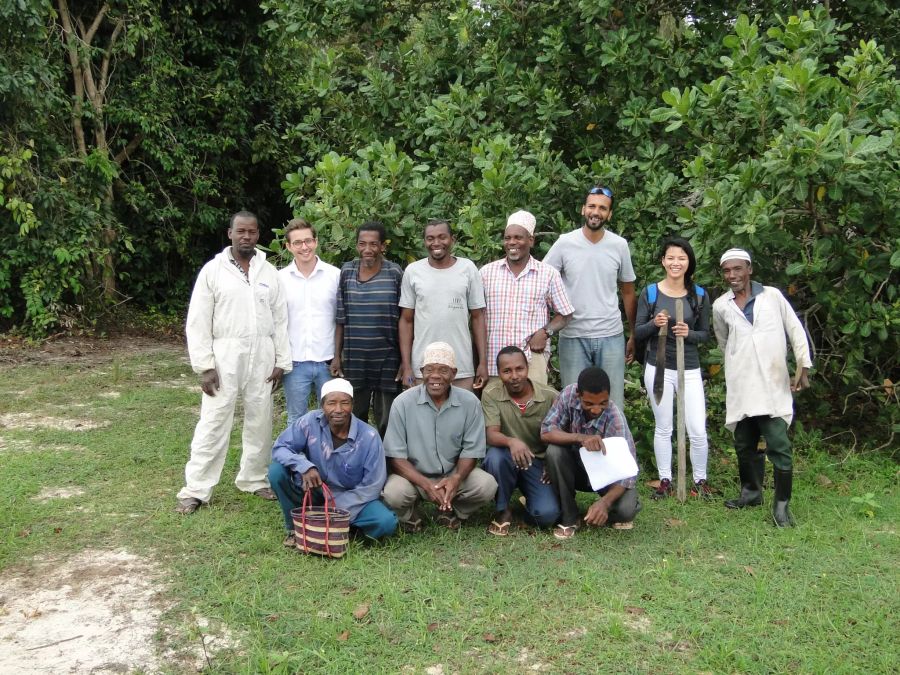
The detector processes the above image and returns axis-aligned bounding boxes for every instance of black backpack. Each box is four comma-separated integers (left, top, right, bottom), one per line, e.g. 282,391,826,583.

634,283,706,366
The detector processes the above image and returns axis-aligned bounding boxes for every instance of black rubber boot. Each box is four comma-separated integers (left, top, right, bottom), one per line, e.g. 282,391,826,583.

725,453,764,509
772,468,795,527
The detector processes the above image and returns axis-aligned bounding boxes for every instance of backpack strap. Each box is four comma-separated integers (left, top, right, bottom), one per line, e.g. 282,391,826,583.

647,283,658,306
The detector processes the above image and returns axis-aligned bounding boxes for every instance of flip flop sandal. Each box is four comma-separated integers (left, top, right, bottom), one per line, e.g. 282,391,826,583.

553,524,578,540
282,532,296,548
400,518,424,534
488,520,511,536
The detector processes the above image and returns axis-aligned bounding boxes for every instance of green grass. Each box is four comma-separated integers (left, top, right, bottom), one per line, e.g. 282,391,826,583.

1,343,897,673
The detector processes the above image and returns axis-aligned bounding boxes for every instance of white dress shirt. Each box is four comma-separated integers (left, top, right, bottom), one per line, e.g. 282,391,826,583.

279,256,341,362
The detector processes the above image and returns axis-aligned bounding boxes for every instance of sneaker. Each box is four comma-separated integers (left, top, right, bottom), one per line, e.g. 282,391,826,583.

651,478,673,500
691,479,714,499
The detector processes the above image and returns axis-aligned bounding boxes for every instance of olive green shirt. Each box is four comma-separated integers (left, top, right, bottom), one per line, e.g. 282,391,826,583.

480,379,559,459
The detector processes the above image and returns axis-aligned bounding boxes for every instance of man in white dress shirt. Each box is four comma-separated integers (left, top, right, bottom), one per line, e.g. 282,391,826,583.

279,219,341,424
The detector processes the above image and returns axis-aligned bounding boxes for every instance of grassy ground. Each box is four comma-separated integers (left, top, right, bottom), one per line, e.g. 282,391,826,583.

1,340,897,673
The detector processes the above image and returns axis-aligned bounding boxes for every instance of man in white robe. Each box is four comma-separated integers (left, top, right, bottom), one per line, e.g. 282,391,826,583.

712,248,812,527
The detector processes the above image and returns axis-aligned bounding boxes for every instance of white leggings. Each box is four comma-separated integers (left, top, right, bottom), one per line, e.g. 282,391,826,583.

643,364,708,481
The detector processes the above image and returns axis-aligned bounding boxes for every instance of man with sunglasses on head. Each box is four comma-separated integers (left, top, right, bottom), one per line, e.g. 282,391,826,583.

543,185,637,410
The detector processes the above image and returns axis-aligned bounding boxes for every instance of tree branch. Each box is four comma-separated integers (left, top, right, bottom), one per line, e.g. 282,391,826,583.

113,133,143,166
99,18,125,99
83,3,110,46
56,0,88,157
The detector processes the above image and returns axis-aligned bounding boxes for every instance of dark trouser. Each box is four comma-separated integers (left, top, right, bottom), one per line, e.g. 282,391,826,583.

268,462,397,539
544,444,641,527
733,416,792,471
482,447,561,527
351,387,397,438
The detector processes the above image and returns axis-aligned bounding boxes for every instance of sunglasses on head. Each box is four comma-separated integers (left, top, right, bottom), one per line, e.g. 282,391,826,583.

587,185,614,198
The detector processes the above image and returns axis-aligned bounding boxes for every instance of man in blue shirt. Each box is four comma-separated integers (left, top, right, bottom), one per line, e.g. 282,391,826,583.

269,378,398,547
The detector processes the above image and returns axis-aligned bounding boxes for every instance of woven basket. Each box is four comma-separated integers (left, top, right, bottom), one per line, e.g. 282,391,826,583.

291,483,351,559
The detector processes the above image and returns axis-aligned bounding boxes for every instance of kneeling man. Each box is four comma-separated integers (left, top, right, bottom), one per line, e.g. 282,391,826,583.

540,367,641,539
269,378,398,547
383,342,497,531
482,346,561,534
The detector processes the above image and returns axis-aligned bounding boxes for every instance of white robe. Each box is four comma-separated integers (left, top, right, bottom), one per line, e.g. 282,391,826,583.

712,286,812,432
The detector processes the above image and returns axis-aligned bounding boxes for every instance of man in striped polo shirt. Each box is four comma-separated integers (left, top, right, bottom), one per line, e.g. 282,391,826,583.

331,221,404,436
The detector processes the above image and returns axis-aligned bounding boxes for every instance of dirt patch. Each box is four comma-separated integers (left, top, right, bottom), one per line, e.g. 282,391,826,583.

0,549,166,674
0,437,85,454
31,487,86,502
0,549,236,674
0,335,184,369
0,413,109,432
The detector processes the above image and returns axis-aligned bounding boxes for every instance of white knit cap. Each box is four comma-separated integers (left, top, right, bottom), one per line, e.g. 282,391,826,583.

321,378,354,400
505,210,536,236
422,342,456,368
720,248,752,265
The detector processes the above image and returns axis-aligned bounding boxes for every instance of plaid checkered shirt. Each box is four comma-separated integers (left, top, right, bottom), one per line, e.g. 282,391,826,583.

540,384,639,488
480,256,574,376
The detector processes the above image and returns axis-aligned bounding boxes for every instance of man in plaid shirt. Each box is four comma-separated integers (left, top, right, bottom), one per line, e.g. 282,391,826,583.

540,367,641,539
480,210,574,385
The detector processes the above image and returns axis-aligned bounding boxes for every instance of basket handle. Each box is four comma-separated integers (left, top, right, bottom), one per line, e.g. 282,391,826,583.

300,482,336,555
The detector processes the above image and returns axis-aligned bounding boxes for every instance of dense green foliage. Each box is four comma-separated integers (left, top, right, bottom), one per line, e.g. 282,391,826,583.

2,1,897,431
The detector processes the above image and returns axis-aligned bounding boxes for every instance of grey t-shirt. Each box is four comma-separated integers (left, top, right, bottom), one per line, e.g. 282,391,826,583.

543,228,636,338
399,257,486,378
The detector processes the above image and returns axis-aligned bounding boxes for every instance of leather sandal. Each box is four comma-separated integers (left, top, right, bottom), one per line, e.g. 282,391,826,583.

253,487,277,501
175,497,202,515
435,513,461,530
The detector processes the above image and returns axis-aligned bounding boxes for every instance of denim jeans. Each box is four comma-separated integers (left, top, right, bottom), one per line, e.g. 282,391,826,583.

482,447,560,527
282,360,331,425
558,334,626,409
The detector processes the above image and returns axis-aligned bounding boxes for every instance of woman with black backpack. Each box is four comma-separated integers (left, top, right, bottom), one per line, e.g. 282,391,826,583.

634,237,712,499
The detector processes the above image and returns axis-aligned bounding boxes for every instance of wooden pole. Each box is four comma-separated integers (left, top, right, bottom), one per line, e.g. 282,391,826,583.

675,299,687,503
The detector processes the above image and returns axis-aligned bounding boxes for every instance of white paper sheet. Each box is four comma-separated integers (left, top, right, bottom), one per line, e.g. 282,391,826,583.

578,437,638,491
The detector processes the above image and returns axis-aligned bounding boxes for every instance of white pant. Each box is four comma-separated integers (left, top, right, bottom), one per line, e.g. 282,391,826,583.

643,364,708,481
178,337,276,502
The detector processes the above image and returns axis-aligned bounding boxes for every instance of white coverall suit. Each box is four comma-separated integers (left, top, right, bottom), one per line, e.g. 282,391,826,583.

177,247,292,502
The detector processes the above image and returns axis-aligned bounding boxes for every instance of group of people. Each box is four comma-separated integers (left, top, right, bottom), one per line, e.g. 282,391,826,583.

174,184,813,544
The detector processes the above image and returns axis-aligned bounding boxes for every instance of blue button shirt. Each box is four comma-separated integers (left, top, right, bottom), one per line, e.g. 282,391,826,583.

271,411,387,519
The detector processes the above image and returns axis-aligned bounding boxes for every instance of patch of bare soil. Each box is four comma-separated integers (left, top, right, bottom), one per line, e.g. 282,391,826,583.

0,549,235,674
31,487,86,502
0,334,184,368
0,413,110,432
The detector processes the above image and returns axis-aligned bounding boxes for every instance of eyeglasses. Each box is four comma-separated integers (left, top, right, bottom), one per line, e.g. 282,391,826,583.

289,238,316,247
587,185,614,199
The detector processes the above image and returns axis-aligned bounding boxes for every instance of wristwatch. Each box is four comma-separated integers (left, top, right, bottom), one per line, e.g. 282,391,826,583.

543,326,555,338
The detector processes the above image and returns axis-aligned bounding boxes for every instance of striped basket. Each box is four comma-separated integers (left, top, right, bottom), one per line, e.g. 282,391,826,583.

291,483,351,559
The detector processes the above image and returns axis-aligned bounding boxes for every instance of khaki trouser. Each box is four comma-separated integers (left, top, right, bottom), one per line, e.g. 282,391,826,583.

382,468,497,525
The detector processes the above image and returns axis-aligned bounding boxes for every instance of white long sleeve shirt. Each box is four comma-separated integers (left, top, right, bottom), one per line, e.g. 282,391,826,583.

279,257,341,362
713,285,813,431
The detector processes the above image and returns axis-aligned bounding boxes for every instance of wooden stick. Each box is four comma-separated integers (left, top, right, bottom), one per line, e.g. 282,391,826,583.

675,299,687,503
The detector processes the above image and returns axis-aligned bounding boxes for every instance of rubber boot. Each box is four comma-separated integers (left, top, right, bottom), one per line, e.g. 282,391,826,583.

725,453,764,509
772,468,795,527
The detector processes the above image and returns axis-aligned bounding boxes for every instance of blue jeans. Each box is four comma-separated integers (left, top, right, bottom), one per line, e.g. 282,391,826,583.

482,446,561,527
558,334,626,410
268,461,397,540
282,361,331,425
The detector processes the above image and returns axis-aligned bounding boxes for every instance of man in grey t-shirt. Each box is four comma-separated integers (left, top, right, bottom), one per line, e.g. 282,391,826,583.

398,219,488,391
543,185,637,409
